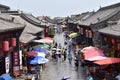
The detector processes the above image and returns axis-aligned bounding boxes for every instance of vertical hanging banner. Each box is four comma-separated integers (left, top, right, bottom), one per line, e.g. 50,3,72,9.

13,52,20,75
13,52,20,66
5,57,10,73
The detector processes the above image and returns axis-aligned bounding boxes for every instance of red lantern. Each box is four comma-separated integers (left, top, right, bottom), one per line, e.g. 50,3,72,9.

10,38,16,47
118,44,120,50
104,37,107,42
88,30,93,38
2,41,9,51
86,30,88,37
111,39,115,44
45,28,49,33
80,28,83,35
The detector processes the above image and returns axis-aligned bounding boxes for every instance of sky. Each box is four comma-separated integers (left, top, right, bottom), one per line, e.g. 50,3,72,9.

0,0,120,18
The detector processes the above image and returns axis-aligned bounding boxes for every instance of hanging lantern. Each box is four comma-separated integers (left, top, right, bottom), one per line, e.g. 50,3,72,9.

118,44,120,50
10,38,16,47
2,41,9,51
104,37,107,42
86,30,88,37
111,39,115,45
88,30,93,38
45,28,49,33
81,28,83,35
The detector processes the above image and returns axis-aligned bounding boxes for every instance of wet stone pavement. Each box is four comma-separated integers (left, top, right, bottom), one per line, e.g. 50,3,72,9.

40,32,86,80
40,59,86,80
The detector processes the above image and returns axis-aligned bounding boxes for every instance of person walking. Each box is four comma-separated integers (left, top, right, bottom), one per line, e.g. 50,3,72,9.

115,73,120,80
74,55,79,70
54,42,58,48
68,50,72,64
87,74,94,80
64,49,67,61
61,48,65,62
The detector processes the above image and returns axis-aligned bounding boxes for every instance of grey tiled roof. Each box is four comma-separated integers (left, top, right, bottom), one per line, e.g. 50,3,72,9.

69,11,95,24
22,13,51,26
0,4,10,9
10,15,44,43
0,14,12,21
99,20,120,37
0,14,24,32
79,8,119,26
78,3,120,26
24,13,41,23
20,33,37,44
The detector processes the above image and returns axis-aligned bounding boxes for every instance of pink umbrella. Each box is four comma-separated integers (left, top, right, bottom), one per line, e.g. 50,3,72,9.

26,51,38,57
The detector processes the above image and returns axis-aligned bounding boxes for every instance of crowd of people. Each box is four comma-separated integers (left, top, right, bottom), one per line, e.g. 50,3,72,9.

52,29,120,80
50,31,80,69
51,42,67,63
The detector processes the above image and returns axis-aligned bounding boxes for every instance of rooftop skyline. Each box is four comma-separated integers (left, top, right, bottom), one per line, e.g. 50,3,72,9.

0,0,120,18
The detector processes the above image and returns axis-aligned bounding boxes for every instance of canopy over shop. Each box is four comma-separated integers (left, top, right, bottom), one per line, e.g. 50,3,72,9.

94,57,120,65
81,46,105,60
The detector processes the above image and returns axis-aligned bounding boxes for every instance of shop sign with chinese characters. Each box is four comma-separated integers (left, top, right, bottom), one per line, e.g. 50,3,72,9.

13,52,20,66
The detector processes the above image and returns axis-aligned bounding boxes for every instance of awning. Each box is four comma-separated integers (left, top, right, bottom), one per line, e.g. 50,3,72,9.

94,57,120,65
20,34,37,43
81,46,104,60
86,56,107,61
11,15,44,43
98,23,120,37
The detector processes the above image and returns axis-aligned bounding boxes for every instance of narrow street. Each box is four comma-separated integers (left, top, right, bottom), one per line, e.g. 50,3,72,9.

40,32,86,80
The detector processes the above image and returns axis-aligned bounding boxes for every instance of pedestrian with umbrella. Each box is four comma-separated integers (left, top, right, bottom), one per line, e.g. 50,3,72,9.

29,56,49,79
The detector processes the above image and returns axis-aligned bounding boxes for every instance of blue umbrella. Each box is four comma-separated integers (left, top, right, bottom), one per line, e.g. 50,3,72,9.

30,56,49,65
0,73,12,80
0,77,4,80
33,47,49,55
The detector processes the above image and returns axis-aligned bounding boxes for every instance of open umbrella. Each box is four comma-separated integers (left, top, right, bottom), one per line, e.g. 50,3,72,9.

51,48,61,51
62,76,71,80
33,44,50,50
0,73,12,80
55,51,61,54
33,47,49,55
32,38,53,44
39,38,53,44
26,51,38,57
37,52,46,57
30,56,49,64
69,32,77,38
44,37,54,40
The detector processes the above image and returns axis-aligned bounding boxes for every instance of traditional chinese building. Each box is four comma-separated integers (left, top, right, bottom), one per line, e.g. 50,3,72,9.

77,2,120,46
68,11,94,45
0,14,25,76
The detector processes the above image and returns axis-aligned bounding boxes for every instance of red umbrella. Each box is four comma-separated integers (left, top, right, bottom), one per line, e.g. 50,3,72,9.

40,38,53,44
26,51,38,57
44,37,54,40
81,46,104,60
94,57,120,65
